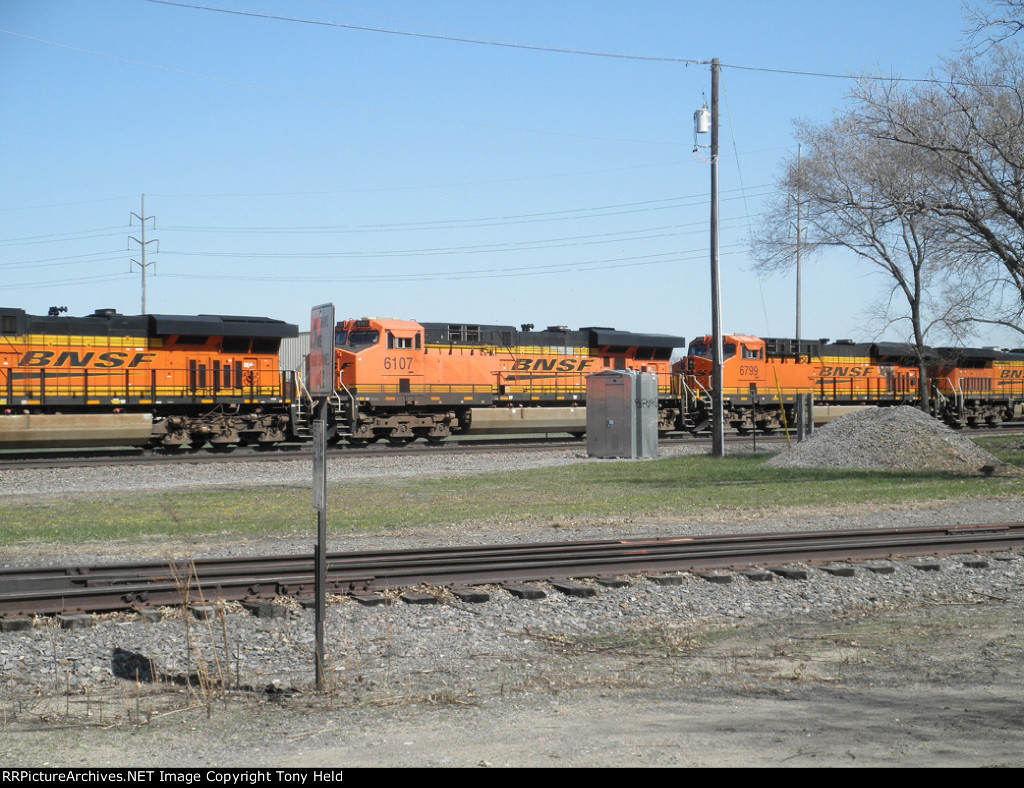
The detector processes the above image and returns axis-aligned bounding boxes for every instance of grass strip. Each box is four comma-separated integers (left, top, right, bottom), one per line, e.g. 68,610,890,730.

1,439,1021,546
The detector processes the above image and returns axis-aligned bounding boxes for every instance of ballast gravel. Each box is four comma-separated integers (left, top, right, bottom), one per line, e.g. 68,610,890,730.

2,415,1024,767
0,447,605,498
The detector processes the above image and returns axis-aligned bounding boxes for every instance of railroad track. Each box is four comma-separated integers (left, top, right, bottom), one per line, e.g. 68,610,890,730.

0,435,595,470
2,522,1022,619
2,422,1021,471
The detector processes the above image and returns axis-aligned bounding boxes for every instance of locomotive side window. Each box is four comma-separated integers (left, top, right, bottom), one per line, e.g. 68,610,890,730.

741,346,763,360
387,332,414,349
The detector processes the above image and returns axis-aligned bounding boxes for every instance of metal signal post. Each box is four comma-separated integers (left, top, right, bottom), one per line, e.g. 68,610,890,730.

309,303,336,691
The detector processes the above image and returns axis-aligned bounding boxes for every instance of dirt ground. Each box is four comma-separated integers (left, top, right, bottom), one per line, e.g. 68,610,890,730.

3,600,1022,768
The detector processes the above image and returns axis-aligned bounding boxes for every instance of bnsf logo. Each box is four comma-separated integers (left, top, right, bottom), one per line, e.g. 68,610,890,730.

1000,370,1024,380
18,351,158,369
819,366,868,378
510,358,596,373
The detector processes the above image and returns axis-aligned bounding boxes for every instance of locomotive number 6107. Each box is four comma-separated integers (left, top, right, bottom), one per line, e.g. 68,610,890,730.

383,356,414,372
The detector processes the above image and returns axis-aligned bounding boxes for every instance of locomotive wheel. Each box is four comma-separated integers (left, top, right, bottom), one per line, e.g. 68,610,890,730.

387,436,413,446
347,438,369,448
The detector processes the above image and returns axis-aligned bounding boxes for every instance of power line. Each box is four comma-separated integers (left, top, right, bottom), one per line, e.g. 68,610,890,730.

144,0,704,65
148,160,738,199
144,0,991,88
157,243,748,284
159,188,773,235
0,228,129,246
159,217,758,260
2,272,133,291
0,251,129,270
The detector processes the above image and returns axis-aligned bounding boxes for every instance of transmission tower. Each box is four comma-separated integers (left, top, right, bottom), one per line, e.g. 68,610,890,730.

129,194,158,313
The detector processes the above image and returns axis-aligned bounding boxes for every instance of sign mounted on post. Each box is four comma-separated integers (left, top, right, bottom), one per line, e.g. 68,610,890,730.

308,303,336,398
309,303,335,691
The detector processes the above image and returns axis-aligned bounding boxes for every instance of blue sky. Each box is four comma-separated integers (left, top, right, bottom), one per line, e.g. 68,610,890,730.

0,0,994,348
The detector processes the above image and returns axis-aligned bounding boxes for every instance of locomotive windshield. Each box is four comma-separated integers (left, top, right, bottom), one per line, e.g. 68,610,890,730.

689,341,736,360
336,330,380,350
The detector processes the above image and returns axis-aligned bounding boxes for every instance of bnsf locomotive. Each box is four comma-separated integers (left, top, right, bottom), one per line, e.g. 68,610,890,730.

327,316,685,445
0,307,298,449
5,305,1024,451
677,333,1024,433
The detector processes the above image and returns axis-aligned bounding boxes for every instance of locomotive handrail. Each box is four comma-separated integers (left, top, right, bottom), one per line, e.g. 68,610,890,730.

294,369,315,407
333,380,357,430
954,377,965,417
683,374,712,405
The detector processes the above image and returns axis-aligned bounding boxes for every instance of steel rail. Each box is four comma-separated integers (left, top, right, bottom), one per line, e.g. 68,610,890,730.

1,522,1022,618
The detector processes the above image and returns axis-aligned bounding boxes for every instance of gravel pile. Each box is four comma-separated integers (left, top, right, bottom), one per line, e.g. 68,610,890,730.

767,406,1022,475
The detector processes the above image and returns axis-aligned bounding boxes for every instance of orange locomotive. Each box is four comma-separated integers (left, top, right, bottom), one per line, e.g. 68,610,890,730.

677,335,922,433
677,333,1024,432
328,317,685,444
0,307,298,449
929,346,1024,427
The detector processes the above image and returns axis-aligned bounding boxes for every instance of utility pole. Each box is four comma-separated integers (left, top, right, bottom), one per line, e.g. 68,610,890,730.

129,195,158,314
709,58,725,458
795,144,802,344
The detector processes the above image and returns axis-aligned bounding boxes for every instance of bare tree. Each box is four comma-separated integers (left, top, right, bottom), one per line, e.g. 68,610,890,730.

752,112,948,403
853,47,1024,339
965,0,1024,48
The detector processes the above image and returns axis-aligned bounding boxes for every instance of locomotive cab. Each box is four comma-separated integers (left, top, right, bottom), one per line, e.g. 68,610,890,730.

683,335,765,389
333,318,424,392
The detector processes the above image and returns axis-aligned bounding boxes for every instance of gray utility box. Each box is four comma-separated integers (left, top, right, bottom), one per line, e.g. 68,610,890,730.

635,371,659,458
586,370,659,459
